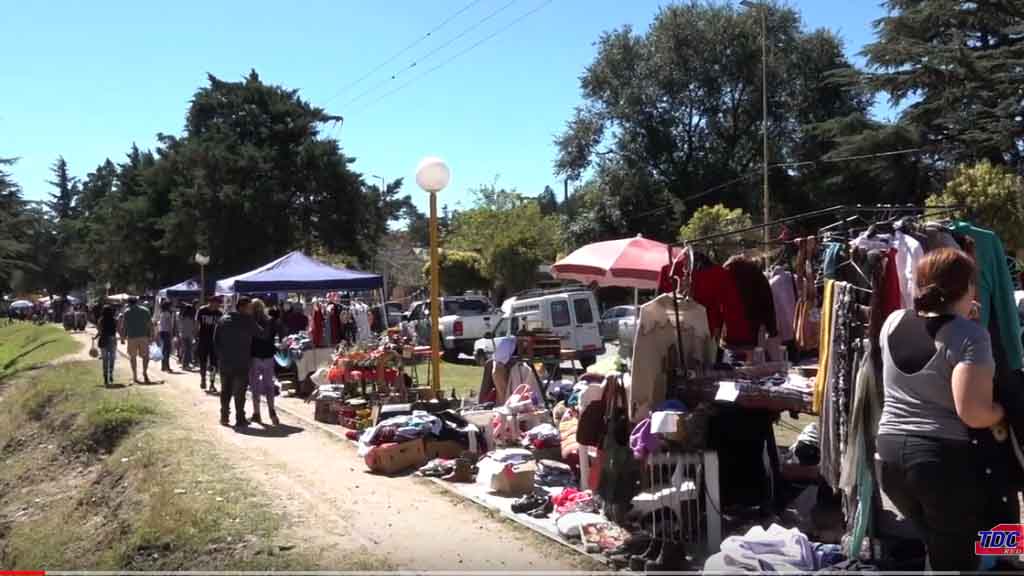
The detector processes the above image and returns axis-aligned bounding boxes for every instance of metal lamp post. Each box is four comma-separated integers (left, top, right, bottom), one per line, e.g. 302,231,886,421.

194,252,210,304
415,157,450,397
741,0,770,252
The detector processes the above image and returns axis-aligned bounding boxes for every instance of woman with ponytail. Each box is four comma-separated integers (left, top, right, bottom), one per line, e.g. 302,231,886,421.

876,247,1004,571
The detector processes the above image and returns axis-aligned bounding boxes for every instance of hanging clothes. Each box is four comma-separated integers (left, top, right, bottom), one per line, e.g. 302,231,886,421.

723,256,778,347
813,280,835,414
769,267,798,343
822,242,844,279
311,304,325,348
948,222,1023,370
794,237,820,353
880,250,902,318
692,264,749,341
329,304,342,346
630,294,713,422
894,231,924,310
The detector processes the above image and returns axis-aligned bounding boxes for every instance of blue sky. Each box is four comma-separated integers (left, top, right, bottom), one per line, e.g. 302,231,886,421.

1,0,890,212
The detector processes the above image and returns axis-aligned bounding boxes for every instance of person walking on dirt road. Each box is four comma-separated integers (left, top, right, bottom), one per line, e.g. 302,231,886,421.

214,296,264,428
118,297,153,384
196,297,223,393
249,299,280,426
94,305,118,387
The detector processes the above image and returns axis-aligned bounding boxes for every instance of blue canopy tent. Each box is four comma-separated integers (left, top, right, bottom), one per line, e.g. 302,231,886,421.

157,278,215,300
215,251,383,295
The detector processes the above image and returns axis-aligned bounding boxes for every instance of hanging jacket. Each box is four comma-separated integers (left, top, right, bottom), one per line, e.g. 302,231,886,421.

948,222,1023,371
724,256,778,347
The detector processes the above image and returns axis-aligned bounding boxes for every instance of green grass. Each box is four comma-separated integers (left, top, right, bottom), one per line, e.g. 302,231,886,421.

0,322,80,380
0,331,387,570
438,360,483,399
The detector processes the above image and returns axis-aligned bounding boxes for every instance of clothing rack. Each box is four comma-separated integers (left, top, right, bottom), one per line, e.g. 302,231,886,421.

660,202,970,557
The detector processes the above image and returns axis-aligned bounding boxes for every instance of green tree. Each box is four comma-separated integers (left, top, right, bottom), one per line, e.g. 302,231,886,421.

679,204,755,261
446,186,563,295
555,1,871,240
537,185,559,216
0,158,35,291
422,249,489,295
46,156,79,220
927,162,1024,255
861,0,1024,170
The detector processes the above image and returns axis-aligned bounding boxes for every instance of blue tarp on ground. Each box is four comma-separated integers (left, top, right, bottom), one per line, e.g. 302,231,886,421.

215,251,383,295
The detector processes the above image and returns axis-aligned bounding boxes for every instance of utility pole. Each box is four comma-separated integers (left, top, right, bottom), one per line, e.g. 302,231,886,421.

742,0,770,255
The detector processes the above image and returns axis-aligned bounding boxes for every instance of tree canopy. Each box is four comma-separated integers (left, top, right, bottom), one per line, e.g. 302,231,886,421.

9,71,412,295
555,1,874,243
861,0,1024,170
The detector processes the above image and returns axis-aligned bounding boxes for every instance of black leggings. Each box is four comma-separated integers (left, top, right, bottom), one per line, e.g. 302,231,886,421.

876,434,981,571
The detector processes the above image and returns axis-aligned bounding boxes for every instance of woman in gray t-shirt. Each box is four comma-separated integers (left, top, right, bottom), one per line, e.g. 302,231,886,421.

876,247,1004,571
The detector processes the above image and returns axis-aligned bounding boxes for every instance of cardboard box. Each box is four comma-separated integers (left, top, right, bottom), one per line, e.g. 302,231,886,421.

424,439,466,460
490,461,537,496
364,439,426,475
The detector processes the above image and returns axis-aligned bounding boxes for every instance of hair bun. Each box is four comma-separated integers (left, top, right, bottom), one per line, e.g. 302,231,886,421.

914,283,947,312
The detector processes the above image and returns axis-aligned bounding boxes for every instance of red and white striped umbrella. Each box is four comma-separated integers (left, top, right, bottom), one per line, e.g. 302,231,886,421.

551,235,681,289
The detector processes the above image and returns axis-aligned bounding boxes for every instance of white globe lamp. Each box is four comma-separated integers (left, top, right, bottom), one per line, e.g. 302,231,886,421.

415,157,450,194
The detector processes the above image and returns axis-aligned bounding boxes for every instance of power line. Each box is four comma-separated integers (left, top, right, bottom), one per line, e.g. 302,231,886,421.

354,0,554,114
324,0,484,105
630,147,924,220
344,0,521,108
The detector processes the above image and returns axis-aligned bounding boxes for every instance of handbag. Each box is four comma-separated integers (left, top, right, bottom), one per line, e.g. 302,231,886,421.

88,341,99,358
577,376,617,447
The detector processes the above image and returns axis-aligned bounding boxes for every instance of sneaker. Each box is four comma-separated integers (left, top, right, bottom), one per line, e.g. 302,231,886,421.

234,418,249,429
250,414,263,425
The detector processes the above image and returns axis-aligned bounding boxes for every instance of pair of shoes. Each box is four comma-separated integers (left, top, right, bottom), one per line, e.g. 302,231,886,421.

511,493,548,514
528,499,554,518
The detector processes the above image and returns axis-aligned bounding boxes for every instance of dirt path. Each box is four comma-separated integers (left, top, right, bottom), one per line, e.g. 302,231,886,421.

71,332,587,570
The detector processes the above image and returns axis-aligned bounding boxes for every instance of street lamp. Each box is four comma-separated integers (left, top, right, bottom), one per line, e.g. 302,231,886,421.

194,252,210,304
741,0,770,253
415,157,450,397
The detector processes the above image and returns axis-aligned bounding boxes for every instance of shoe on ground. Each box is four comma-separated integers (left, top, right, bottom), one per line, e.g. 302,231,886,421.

270,414,280,426
234,418,249,428
220,417,230,427
511,493,548,514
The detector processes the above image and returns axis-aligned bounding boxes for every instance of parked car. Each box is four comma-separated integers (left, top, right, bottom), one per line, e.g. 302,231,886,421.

473,288,604,367
372,301,404,329
599,305,638,340
406,295,497,361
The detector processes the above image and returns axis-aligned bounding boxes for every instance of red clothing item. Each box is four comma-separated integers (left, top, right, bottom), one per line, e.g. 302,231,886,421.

311,307,325,348
881,249,902,317
695,265,753,345
658,260,749,341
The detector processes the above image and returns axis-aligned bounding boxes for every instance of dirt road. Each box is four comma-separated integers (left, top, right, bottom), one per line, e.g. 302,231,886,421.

75,333,587,570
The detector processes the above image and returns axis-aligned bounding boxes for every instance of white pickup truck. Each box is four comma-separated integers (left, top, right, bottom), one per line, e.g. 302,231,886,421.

405,295,497,361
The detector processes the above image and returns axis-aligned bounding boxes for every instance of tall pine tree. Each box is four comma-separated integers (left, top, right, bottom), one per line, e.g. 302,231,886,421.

862,0,1024,170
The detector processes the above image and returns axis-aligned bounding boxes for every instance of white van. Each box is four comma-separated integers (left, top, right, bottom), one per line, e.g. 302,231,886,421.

473,288,604,367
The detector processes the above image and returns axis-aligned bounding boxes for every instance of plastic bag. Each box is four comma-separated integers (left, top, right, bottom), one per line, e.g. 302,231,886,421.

148,342,163,362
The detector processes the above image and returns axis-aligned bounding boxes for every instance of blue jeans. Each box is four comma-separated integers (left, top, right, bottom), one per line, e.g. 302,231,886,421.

101,346,116,383
159,331,172,370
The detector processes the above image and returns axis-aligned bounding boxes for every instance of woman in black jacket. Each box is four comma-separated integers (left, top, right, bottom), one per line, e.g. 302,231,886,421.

94,305,119,387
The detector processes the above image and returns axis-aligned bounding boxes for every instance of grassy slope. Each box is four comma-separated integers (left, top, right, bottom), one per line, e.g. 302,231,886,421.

0,325,383,570
0,322,81,380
